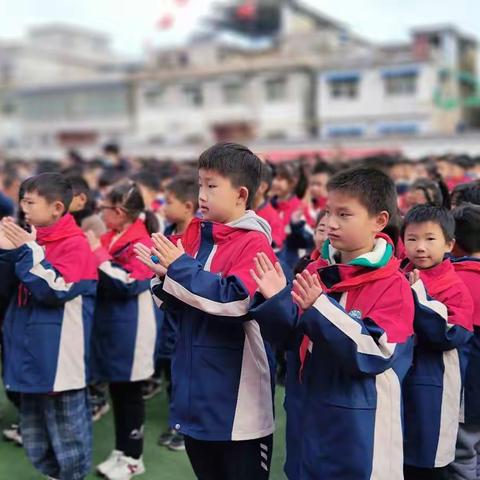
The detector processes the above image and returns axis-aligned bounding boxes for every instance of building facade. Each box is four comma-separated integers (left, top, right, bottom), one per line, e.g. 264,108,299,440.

1,1,478,158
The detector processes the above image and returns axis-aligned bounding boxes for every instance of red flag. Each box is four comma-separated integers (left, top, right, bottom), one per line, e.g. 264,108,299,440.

157,14,174,30
236,0,257,19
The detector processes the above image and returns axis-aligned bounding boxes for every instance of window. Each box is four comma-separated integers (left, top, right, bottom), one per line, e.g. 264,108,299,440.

222,83,244,104
384,74,417,96
378,123,419,136
183,85,203,107
265,77,287,101
327,126,364,138
329,79,359,99
144,85,165,106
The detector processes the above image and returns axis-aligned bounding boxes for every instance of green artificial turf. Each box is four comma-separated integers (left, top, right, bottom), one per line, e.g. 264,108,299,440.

0,386,287,479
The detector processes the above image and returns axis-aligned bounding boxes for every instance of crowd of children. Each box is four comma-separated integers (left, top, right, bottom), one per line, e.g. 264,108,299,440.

0,145,480,480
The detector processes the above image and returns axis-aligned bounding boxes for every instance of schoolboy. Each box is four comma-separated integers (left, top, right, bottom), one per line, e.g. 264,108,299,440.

250,167,415,479
0,173,98,480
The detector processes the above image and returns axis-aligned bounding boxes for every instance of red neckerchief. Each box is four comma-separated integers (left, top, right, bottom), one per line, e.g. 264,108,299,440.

402,259,460,297
18,214,97,306
36,213,97,281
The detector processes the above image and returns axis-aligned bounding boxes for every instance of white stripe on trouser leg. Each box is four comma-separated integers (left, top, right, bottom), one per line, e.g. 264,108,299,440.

260,443,268,452
435,349,461,467
370,368,403,480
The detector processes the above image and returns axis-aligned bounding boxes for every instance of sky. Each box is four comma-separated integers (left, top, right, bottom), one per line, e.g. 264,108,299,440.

0,0,477,58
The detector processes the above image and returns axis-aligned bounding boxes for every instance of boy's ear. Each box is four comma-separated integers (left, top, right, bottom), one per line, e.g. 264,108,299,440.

446,238,455,253
53,200,66,217
184,200,194,213
374,211,390,233
238,186,249,206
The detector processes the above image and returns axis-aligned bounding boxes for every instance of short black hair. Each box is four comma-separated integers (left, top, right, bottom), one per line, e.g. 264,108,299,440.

451,181,480,206
103,142,120,155
132,170,161,192
312,161,334,176
22,173,73,214
166,176,199,211
198,142,262,209
327,167,397,217
453,204,480,254
402,204,455,242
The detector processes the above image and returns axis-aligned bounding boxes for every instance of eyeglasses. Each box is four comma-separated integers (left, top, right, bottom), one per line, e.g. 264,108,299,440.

97,205,118,211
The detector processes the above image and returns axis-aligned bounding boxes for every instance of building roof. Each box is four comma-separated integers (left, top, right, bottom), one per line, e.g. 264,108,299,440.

27,22,109,43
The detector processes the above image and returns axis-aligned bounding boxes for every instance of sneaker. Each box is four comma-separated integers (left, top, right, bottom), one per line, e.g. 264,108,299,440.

92,400,110,422
157,428,176,447
106,455,145,480
168,433,185,452
3,424,22,445
142,379,162,400
96,449,123,477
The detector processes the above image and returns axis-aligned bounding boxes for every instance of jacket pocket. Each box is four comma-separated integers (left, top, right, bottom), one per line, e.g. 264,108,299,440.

323,372,377,409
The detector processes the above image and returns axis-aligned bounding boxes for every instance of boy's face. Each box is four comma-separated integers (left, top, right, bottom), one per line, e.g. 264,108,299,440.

309,173,329,200
314,218,327,251
20,191,65,227
404,221,454,270
324,191,389,260
164,191,192,224
198,169,247,223
270,176,292,200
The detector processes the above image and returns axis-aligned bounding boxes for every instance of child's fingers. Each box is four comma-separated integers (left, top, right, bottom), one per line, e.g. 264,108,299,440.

295,273,310,292
253,256,264,276
301,270,315,288
293,278,308,299
291,291,305,309
274,262,285,279
257,252,273,272
250,269,261,285
311,274,322,289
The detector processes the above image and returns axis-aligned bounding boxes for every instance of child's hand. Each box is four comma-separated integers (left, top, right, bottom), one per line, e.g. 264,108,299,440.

1,218,36,248
291,270,323,310
134,243,167,278
85,230,101,251
290,209,304,224
409,269,420,286
250,252,286,299
0,226,16,250
151,233,185,268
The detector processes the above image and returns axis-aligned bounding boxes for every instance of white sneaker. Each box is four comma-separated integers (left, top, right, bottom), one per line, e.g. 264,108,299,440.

96,450,124,477
3,424,22,445
106,455,145,480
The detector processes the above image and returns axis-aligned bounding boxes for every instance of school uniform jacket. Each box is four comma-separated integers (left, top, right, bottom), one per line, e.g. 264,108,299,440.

453,257,480,424
403,259,474,468
151,211,277,442
251,234,415,480
90,219,160,382
0,214,98,393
